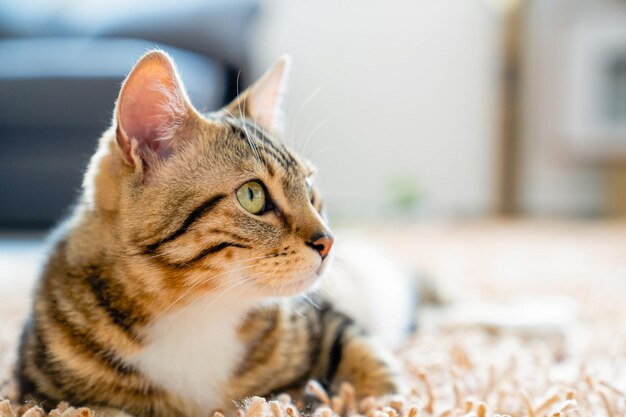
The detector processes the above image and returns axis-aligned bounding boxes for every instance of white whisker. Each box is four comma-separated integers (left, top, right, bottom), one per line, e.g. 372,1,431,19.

288,86,321,152
233,72,261,161
307,144,337,161
300,119,329,159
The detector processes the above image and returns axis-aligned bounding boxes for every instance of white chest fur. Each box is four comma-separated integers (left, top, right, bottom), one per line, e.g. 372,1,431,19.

129,294,249,415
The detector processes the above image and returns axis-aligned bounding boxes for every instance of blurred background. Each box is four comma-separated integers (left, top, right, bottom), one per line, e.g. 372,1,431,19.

2,0,626,229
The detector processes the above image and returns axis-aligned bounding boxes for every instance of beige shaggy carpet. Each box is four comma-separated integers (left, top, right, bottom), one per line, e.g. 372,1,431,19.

1,221,625,417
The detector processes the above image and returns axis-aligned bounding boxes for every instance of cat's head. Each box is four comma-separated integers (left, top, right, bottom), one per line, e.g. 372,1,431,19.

85,50,333,302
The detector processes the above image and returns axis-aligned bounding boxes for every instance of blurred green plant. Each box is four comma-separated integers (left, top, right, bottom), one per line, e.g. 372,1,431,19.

386,175,421,215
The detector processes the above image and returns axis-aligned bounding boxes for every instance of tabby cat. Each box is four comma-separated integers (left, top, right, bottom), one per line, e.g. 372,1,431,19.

16,51,406,417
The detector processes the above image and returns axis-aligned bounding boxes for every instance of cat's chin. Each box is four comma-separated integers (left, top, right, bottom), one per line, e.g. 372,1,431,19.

266,265,326,297
267,256,333,297
262,272,320,297
258,268,320,297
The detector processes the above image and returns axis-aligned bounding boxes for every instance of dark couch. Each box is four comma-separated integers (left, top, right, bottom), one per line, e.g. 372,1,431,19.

0,0,258,229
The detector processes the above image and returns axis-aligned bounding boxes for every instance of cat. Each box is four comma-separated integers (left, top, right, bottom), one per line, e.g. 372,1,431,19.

16,50,412,417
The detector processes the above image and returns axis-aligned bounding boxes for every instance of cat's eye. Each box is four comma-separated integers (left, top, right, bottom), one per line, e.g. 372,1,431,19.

237,181,266,214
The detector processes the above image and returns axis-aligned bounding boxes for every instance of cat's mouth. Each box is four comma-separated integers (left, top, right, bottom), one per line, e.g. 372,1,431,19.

318,249,333,271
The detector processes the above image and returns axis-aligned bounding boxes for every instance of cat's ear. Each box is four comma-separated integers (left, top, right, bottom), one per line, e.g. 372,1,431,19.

115,50,191,167
225,55,291,134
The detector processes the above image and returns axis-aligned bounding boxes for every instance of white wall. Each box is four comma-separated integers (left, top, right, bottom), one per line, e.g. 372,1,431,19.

250,1,501,219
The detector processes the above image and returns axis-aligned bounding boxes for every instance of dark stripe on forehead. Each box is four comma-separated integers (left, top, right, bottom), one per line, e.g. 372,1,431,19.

143,194,226,255
229,124,292,171
226,118,298,173
241,120,298,167
260,145,293,172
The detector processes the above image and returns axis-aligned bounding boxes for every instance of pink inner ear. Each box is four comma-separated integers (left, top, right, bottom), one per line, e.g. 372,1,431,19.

117,59,185,162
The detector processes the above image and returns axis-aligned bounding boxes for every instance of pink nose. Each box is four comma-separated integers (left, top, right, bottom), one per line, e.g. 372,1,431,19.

307,234,334,259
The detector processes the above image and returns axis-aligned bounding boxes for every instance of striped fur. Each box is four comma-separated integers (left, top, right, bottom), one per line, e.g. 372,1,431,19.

16,52,400,417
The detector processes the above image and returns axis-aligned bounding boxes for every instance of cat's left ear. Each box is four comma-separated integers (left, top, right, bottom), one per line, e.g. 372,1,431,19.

115,50,192,169
224,55,291,134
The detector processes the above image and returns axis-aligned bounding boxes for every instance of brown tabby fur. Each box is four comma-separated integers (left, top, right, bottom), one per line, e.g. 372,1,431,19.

16,51,399,417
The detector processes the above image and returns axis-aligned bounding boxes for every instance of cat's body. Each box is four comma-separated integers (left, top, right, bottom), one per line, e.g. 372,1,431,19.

16,52,411,417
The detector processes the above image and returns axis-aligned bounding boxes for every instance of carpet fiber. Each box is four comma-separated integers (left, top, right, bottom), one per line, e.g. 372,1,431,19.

1,221,625,417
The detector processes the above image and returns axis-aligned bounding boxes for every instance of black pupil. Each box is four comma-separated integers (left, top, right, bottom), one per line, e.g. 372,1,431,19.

247,186,254,201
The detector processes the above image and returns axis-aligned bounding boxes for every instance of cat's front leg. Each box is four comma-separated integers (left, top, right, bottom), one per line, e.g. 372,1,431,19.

316,308,402,398
332,328,401,397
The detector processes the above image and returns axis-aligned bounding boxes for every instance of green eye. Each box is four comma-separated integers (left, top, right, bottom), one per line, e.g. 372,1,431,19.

237,181,266,214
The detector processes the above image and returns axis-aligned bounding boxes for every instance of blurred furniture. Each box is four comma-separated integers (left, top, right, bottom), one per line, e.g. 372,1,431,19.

522,0,626,217
0,0,258,229
493,0,525,217
553,2,626,217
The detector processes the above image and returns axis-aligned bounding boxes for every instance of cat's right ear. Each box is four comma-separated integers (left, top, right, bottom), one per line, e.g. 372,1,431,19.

223,56,291,135
114,50,191,168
